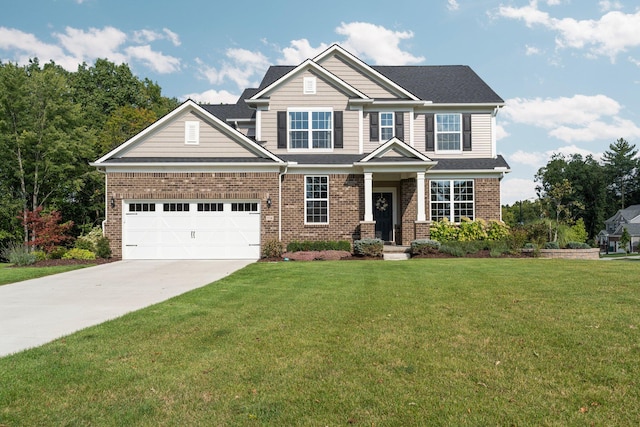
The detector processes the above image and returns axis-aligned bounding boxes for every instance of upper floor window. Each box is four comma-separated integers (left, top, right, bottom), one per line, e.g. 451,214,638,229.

185,121,199,145
436,114,461,151
430,180,474,222
380,112,394,141
289,109,332,150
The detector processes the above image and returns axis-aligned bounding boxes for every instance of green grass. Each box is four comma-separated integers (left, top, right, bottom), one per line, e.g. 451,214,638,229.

1,259,639,425
0,263,91,286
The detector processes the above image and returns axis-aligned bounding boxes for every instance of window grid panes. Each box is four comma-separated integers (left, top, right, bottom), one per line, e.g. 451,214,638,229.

436,114,461,151
163,203,190,212
231,203,259,212
197,203,224,212
129,203,156,212
430,180,474,222
305,176,328,223
380,112,394,141
289,110,332,150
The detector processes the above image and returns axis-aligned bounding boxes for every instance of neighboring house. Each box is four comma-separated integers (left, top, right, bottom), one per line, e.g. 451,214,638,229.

597,205,640,252
92,44,510,260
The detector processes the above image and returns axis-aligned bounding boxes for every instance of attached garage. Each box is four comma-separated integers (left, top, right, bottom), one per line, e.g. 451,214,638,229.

122,200,261,260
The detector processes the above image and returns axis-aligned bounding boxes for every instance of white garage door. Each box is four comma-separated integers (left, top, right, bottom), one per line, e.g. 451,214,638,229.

123,201,260,260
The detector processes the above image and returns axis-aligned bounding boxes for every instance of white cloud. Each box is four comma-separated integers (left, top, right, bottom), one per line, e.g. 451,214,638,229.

133,28,181,46
278,39,330,65
629,56,640,67
0,25,182,74
182,89,239,104
599,1,623,12
336,22,425,65
125,45,181,74
501,178,538,205
495,123,510,140
509,145,602,169
447,0,460,12
196,48,270,89
525,44,541,55
496,2,640,61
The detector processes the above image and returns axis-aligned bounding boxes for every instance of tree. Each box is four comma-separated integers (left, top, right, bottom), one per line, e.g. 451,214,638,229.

0,60,93,242
97,105,157,155
620,227,631,253
602,138,638,210
21,207,73,253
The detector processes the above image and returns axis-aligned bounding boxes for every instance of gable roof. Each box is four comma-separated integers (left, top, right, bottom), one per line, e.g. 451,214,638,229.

201,88,257,121
249,59,369,101
92,99,283,166
606,204,640,224
359,138,433,163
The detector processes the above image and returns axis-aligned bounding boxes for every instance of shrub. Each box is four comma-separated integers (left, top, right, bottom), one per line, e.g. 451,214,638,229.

262,239,284,258
74,226,104,253
48,246,67,259
410,239,441,255
74,238,94,252
286,240,351,252
429,219,459,242
353,238,383,257
566,241,591,249
543,241,560,249
439,243,466,257
458,218,488,241
487,220,511,240
33,250,47,261
1,242,36,266
95,236,112,259
507,227,528,251
489,241,510,258
62,248,96,260
523,242,536,249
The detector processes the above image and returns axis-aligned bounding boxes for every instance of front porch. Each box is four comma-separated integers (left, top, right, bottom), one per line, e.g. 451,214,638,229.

358,171,431,245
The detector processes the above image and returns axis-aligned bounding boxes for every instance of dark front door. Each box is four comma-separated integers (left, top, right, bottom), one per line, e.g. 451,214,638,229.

373,192,393,242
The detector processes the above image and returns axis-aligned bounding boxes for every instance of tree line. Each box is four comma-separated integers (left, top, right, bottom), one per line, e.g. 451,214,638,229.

503,138,639,242
0,59,179,247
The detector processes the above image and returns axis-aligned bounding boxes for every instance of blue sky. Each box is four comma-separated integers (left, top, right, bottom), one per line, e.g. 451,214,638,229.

2,0,640,205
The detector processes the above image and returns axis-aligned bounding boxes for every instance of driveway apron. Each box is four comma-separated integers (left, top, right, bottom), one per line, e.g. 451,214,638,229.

0,260,253,357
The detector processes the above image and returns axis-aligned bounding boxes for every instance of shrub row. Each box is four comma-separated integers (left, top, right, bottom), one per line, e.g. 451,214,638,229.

430,218,510,242
286,240,351,252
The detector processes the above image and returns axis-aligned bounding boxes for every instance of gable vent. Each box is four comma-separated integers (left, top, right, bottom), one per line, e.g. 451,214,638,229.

185,121,200,145
303,77,316,94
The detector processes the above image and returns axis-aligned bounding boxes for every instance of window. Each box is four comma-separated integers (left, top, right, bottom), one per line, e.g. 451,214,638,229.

436,114,461,151
231,202,259,212
129,203,156,212
303,77,316,94
163,203,190,212
197,203,223,212
185,121,199,145
288,109,332,150
305,176,328,224
430,180,474,222
380,112,394,141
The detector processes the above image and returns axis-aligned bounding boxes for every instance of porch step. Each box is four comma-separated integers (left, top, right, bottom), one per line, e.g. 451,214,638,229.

383,245,411,261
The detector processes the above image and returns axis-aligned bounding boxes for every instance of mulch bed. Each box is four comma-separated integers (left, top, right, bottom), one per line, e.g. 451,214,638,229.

22,258,119,267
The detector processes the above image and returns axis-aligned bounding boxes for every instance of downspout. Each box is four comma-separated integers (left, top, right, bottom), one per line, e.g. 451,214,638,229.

278,164,288,241
97,168,108,234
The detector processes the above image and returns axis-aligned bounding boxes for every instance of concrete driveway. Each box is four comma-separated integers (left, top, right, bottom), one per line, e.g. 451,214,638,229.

0,259,253,357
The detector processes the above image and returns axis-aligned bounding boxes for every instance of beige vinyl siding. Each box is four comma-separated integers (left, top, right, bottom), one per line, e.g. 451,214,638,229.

261,71,360,154
417,113,494,159
318,55,400,99
121,111,255,158
363,111,410,154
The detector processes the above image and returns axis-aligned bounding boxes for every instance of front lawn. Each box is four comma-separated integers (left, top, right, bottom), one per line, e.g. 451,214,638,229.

1,259,638,425
0,263,91,286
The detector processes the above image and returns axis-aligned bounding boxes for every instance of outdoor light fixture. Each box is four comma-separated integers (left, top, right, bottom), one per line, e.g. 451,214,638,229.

110,196,116,209
266,196,272,208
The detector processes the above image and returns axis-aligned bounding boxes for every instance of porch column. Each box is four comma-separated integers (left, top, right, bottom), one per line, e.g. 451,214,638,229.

364,172,373,221
416,172,426,221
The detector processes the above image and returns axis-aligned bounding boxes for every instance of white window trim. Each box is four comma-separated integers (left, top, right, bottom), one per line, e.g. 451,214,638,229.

303,77,317,94
429,179,475,223
287,107,334,152
434,113,462,154
304,175,329,225
379,112,394,143
185,121,200,145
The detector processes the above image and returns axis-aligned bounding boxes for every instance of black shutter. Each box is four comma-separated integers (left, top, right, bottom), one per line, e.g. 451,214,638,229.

333,111,343,149
463,113,472,151
277,111,287,149
425,113,434,151
369,112,379,141
395,112,404,140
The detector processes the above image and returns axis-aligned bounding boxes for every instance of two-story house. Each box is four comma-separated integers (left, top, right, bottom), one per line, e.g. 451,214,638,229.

92,45,510,260
597,205,640,252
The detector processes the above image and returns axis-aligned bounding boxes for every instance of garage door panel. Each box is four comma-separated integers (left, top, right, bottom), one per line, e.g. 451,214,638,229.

123,201,260,260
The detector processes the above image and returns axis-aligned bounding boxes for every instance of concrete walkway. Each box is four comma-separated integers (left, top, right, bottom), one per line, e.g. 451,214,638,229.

0,260,253,357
